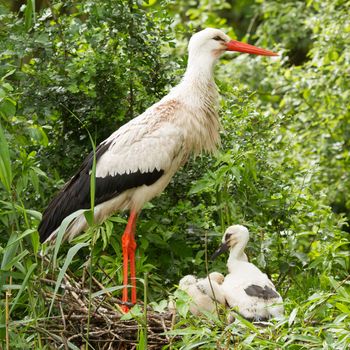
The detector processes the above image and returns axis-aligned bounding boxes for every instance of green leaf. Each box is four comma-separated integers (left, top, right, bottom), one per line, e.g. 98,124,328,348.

10,263,37,314
2,229,36,250
1,233,20,271
335,302,350,314
0,98,16,119
1,69,16,81
0,122,12,192
288,307,298,326
1,249,29,272
24,0,36,31
91,285,126,298
136,327,147,350
233,311,259,331
188,178,212,195
52,209,86,268
84,209,94,227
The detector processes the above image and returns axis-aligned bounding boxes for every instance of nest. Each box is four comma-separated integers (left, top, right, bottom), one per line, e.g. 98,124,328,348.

36,273,177,349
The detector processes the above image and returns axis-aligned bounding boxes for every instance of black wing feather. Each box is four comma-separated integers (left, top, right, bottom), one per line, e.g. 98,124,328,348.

38,141,164,243
244,284,279,300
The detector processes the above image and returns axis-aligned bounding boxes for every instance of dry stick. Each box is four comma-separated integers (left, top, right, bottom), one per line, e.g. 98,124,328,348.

81,264,87,287
65,279,89,312
85,266,125,314
96,261,115,286
160,316,171,346
91,275,112,297
169,304,177,348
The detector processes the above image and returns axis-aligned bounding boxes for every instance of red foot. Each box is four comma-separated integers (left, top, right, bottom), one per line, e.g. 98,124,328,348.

121,304,130,313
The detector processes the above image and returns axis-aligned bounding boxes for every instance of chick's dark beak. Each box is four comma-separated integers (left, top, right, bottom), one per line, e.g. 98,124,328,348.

211,242,230,260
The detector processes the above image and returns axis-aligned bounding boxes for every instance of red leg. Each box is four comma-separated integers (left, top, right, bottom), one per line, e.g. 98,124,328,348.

121,210,138,313
129,247,137,304
121,242,129,313
129,212,138,304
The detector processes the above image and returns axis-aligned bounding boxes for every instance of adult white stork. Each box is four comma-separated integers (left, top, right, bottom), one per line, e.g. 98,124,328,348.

38,28,277,312
211,225,284,321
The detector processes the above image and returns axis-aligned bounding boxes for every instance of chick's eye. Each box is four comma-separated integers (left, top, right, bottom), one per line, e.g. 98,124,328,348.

213,35,224,42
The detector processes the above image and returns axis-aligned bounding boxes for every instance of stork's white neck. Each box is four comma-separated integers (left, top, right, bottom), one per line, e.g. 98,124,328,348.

227,241,248,270
172,51,220,106
163,49,221,157
183,52,218,83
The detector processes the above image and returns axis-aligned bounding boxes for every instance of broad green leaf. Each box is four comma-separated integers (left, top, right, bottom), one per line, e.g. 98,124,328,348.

24,0,36,31
0,98,16,119
335,303,350,314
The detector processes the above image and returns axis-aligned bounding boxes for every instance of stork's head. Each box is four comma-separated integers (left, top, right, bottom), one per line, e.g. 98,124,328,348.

211,225,249,260
179,274,197,288
208,271,225,284
188,28,278,62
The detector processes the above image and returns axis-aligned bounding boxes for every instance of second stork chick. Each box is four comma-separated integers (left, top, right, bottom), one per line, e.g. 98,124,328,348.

211,225,284,322
178,272,225,316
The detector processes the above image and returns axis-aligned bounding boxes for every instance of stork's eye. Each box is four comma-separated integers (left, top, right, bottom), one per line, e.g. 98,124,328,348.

225,233,232,241
213,35,224,42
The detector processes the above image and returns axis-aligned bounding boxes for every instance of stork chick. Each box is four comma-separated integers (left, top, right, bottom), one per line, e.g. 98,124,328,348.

178,272,225,316
211,225,284,322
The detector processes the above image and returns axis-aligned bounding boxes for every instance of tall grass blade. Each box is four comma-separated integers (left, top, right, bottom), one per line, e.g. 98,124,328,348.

142,272,148,349
136,328,147,350
24,0,36,31
49,242,89,315
91,285,125,298
84,130,97,349
1,249,29,272
52,209,86,268
3,229,35,250
0,122,12,192
1,233,19,270
231,312,258,332
10,263,37,314
88,132,96,219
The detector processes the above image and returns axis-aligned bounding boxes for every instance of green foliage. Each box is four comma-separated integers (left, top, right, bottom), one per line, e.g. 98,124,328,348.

0,0,349,349
1,0,176,180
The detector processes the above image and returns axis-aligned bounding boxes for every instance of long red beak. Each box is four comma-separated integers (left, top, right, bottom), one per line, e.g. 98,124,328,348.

226,40,278,56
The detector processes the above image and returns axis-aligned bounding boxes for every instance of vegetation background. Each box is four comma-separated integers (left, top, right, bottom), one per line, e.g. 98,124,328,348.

0,0,349,348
